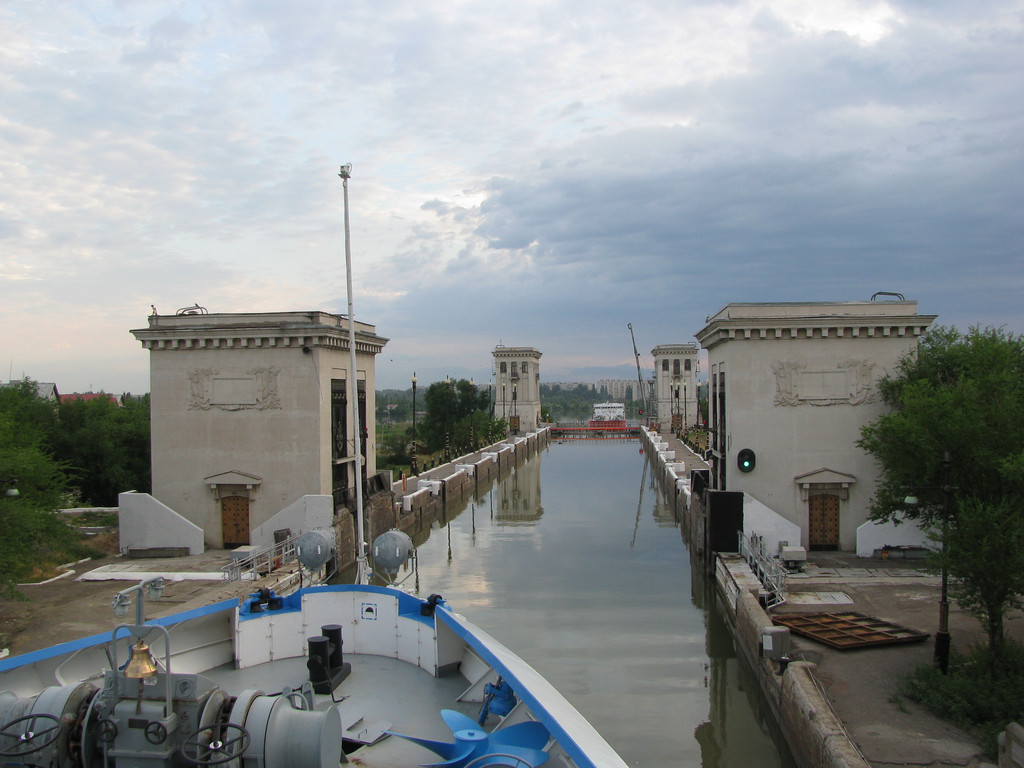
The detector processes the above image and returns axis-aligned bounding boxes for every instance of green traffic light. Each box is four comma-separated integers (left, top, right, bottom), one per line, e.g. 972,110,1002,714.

737,448,756,473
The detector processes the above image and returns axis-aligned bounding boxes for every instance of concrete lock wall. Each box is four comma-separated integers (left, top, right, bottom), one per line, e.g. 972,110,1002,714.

716,558,870,768
362,429,551,574
641,426,867,768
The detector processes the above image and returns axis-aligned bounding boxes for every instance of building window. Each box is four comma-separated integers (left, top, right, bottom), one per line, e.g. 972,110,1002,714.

672,359,680,376
500,362,507,374
521,362,528,374
685,359,692,371
662,359,669,372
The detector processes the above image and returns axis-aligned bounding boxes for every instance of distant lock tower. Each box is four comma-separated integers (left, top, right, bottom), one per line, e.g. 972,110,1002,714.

492,345,542,434
652,344,699,431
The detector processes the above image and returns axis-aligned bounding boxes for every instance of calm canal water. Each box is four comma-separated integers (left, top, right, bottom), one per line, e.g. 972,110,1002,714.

392,439,795,768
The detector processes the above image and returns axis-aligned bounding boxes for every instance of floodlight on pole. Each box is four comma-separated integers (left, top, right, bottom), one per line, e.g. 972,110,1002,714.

339,162,367,585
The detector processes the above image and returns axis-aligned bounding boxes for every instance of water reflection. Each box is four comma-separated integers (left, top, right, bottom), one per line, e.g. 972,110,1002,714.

495,460,543,524
375,440,795,767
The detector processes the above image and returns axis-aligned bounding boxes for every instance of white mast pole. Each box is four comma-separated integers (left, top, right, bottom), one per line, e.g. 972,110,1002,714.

339,163,368,585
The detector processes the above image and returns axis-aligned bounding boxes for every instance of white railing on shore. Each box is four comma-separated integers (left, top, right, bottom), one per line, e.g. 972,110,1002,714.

737,532,787,609
221,535,300,583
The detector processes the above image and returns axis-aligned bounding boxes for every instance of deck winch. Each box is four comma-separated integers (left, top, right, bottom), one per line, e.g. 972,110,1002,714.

0,670,342,768
0,578,343,768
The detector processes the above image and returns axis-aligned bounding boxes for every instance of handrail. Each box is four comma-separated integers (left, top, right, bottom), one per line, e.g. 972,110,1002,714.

737,532,787,609
221,535,301,582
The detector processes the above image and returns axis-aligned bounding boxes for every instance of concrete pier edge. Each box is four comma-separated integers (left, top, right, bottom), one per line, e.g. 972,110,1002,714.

719,558,871,768
637,425,869,768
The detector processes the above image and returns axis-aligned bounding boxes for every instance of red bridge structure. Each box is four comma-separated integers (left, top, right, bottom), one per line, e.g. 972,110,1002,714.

551,425,642,439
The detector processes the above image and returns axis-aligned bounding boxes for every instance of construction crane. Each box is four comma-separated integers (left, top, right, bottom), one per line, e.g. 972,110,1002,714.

627,323,651,425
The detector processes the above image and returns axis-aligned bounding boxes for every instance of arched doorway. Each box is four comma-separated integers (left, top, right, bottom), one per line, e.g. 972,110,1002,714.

808,493,840,551
204,471,262,550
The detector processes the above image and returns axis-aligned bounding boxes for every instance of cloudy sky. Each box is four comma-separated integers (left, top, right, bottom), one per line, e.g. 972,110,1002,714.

2,0,1022,393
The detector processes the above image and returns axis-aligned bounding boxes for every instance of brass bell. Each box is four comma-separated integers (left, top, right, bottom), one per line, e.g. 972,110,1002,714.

124,640,158,679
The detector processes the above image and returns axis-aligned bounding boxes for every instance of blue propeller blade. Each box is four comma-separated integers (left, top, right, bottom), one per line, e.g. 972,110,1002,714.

390,734,475,763
389,709,551,768
489,721,550,751
442,709,480,733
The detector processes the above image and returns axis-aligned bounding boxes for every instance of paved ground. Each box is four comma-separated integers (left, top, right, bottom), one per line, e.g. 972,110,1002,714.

779,551,1014,768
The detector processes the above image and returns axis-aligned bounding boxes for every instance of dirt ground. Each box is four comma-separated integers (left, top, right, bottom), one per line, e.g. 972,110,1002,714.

0,548,266,656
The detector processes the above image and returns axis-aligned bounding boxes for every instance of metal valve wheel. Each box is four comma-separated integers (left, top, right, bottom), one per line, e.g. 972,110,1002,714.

96,719,118,743
0,714,62,757
180,723,251,765
145,721,168,745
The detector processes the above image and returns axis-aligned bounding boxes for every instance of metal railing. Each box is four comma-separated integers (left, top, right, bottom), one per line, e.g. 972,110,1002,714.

221,534,301,583
737,532,787,609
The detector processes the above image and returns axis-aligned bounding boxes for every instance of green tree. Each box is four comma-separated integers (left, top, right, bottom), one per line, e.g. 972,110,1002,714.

858,326,1024,663
50,395,151,505
0,381,66,510
0,380,80,599
942,497,1024,667
419,379,497,453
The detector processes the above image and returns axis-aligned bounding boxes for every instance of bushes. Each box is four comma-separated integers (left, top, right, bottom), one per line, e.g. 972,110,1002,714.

899,641,1024,757
0,507,110,599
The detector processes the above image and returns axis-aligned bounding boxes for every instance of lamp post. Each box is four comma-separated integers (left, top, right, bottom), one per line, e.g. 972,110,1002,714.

444,375,451,463
904,451,957,673
673,384,680,432
410,373,418,476
511,383,518,434
683,383,688,430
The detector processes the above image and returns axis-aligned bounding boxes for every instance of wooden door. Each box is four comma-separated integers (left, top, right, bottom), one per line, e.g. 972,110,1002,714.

808,493,840,551
221,495,250,548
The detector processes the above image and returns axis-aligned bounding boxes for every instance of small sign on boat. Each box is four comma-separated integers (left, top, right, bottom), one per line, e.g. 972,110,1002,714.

361,602,378,620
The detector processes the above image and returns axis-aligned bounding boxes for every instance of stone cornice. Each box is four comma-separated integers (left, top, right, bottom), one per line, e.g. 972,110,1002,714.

492,346,542,360
652,343,698,356
696,312,936,350
131,311,388,355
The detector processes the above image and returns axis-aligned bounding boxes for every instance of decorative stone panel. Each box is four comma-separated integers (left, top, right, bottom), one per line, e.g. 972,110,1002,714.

771,359,876,406
188,367,281,411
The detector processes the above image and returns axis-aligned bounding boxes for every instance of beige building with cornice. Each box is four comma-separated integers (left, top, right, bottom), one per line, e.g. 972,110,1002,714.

652,343,699,430
131,310,387,549
492,345,542,433
696,300,936,552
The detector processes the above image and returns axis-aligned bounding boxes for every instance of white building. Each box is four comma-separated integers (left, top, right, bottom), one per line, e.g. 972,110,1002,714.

492,345,542,433
652,343,699,430
131,310,387,548
597,379,635,400
695,300,935,551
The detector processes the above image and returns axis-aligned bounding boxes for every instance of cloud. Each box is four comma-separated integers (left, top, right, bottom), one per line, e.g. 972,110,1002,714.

1,0,1021,392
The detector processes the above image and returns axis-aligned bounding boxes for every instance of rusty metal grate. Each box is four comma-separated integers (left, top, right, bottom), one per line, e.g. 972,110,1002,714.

772,611,930,650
